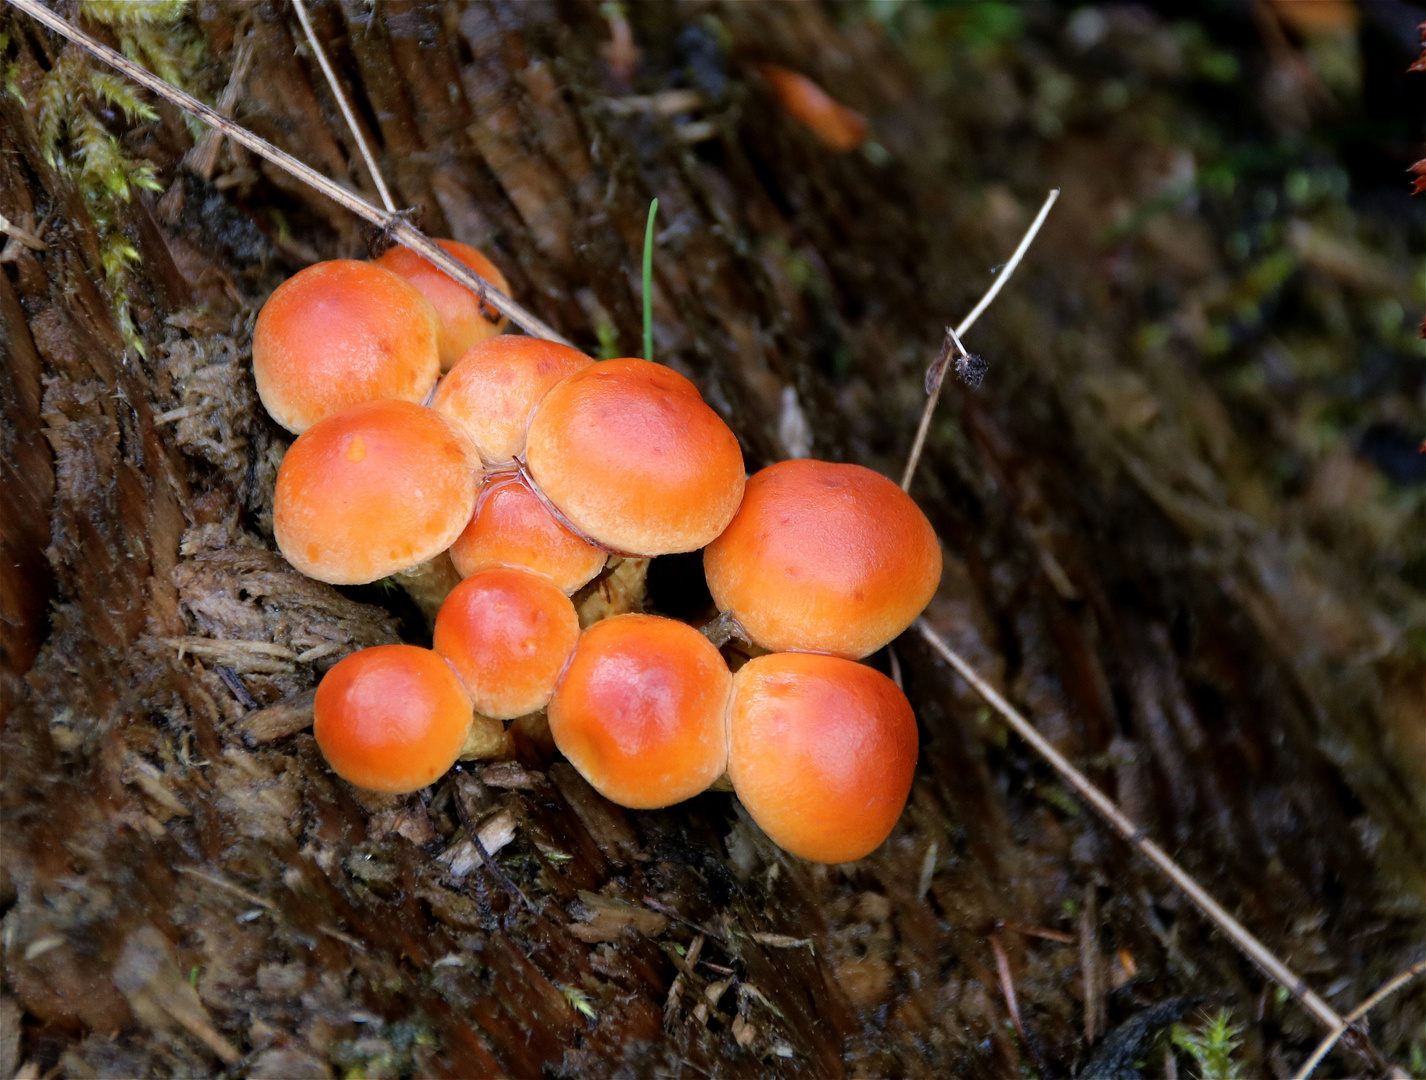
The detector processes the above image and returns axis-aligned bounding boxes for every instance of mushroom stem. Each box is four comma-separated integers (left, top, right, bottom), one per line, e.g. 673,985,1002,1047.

574,556,649,628
706,772,734,793
458,713,515,763
392,552,463,628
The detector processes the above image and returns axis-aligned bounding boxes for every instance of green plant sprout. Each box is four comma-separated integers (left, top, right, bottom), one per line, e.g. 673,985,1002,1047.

642,197,658,362
1171,1008,1245,1080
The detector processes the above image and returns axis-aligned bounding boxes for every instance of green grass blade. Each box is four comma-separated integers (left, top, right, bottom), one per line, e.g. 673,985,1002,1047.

643,197,658,362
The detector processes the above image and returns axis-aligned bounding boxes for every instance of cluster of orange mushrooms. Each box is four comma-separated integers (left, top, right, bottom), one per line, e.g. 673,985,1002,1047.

253,239,941,864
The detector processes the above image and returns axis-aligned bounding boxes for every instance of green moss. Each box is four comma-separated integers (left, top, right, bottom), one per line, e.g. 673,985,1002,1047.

1171,1008,1245,1080
32,1,207,356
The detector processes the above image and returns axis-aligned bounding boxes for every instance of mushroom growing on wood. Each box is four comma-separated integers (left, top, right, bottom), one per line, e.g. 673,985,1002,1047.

314,644,473,794
375,239,512,370
433,567,580,721
449,472,607,595
252,259,441,433
548,614,731,808
525,358,745,555
273,399,480,585
727,652,917,863
431,335,593,463
703,459,941,659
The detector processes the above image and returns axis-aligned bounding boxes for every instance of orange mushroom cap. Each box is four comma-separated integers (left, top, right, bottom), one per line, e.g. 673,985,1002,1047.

274,399,481,584
758,64,869,153
431,336,593,463
449,473,607,594
727,652,917,864
252,259,441,433
314,644,473,794
548,614,730,808
703,459,941,659
433,567,580,721
525,359,745,555
374,239,512,371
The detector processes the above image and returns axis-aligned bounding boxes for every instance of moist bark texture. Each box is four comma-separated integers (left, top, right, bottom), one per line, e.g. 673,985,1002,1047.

1,2,1422,1078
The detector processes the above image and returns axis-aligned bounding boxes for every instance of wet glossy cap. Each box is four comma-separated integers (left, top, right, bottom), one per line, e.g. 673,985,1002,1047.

548,614,730,808
433,567,580,721
431,336,593,463
253,259,440,433
728,652,917,864
703,459,941,659
314,644,473,794
525,359,745,555
274,400,481,584
375,239,511,371
449,473,607,594
759,64,868,153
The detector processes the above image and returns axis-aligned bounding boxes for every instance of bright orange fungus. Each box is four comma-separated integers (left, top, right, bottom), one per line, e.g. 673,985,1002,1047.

252,259,440,433
548,614,730,808
433,567,580,721
313,644,473,794
374,239,511,371
727,652,917,864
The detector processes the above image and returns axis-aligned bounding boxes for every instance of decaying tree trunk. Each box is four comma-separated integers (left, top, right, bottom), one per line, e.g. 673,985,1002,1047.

1,3,1421,1077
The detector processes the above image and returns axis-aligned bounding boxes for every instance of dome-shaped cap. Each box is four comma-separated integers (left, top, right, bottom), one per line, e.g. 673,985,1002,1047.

314,644,473,794
431,336,593,463
253,259,440,433
375,239,511,371
548,614,730,808
703,459,941,659
449,473,607,594
433,567,580,721
525,359,745,555
728,652,917,863
274,400,481,585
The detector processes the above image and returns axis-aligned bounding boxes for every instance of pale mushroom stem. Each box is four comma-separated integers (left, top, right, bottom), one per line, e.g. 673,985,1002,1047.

458,712,516,763
392,552,463,628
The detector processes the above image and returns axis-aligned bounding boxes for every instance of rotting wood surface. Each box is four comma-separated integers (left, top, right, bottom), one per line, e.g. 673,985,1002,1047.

1,3,1422,1078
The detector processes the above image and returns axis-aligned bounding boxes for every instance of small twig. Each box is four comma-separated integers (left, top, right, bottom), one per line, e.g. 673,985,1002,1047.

900,189,1059,490
450,769,536,914
1081,884,1102,1045
643,897,727,943
0,210,47,251
183,26,254,179
990,932,1052,1078
1000,919,1075,945
902,324,973,490
213,664,258,710
915,618,1350,1037
1292,956,1426,1080
176,866,275,911
7,0,571,346
290,0,394,213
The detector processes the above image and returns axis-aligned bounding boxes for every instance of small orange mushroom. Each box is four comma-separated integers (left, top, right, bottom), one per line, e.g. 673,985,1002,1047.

273,399,481,584
703,459,941,659
252,259,440,433
313,644,473,794
525,359,745,555
431,336,593,463
548,614,730,808
727,652,917,863
758,64,868,153
374,239,512,371
449,473,607,594
433,567,580,721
